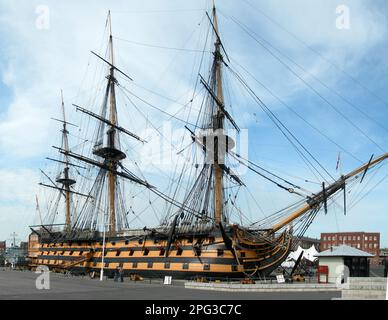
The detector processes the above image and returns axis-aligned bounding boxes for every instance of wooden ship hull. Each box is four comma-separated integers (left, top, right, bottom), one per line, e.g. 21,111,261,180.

28,227,292,279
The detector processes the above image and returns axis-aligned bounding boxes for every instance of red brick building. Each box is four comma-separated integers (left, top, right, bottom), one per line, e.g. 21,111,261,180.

0,241,5,252
320,232,380,265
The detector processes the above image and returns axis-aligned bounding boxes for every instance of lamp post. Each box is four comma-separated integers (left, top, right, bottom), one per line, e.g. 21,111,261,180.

100,217,111,281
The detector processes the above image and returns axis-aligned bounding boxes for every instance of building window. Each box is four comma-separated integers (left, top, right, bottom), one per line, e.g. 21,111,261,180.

118,263,123,268
133,262,138,268
339,236,342,241
159,248,166,256
111,242,116,246
143,248,149,256
69,251,74,256
232,265,238,272
358,236,360,241
182,263,189,270
104,262,109,268
79,251,84,256
374,236,377,241
240,252,246,258
328,236,331,241
115,250,121,257
138,239,143,245
147,262,153,269
203,264,210,271
217,249,224,257
323,236,326,241
125,240,129,245
176,248,183,256
374,244,378,248
164,262,170,269
129,249,134,256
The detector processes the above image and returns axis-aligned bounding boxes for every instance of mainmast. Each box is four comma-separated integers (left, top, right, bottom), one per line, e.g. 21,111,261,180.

92,11,126,234
212,4,225,224
108,12,117,234
56,90,76,231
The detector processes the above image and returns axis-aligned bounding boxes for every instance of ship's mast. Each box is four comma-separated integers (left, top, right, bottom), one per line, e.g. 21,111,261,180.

91,11,125,234
212,4,225,224
56,90,76,231
56,11,153,234
107,11,117,234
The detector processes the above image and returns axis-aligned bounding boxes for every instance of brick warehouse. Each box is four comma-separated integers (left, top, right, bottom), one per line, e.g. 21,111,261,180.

320,232,380,265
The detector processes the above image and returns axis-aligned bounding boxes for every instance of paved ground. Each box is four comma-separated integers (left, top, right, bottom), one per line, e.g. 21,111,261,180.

370,266,385,277
0,270,340,300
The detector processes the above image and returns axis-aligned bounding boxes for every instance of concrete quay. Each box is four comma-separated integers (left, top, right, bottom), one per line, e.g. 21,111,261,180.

185,281,340,292
341,277,387,300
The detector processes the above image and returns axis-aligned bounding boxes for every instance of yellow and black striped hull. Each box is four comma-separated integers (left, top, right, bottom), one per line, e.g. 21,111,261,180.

29,227,292,279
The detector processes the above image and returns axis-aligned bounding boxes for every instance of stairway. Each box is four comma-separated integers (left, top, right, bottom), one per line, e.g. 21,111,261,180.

341,277,387,300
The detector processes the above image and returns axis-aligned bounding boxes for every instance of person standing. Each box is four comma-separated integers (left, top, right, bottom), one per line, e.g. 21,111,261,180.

119,267,124,283
114,267,119,282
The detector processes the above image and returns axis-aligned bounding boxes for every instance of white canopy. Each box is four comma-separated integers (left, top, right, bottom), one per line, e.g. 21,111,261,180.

281,245,319,268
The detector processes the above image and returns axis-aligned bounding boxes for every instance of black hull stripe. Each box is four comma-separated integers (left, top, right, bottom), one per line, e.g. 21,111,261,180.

38,231,227,244
38,255,236,265
56,267,272,279
38,244,228,253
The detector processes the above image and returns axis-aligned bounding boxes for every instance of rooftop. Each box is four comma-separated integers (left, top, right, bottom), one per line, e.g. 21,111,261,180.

320,232,379,235
315,245,374,258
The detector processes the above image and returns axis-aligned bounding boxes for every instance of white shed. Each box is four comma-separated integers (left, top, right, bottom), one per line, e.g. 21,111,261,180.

315,245,374,283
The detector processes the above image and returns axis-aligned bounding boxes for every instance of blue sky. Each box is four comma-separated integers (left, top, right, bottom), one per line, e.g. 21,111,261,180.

0,0,387,246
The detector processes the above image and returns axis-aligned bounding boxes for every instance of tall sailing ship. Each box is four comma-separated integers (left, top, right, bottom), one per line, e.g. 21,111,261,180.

28,5,388,279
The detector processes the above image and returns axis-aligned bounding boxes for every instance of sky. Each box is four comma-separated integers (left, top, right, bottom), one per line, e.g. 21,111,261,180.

0,0,387,246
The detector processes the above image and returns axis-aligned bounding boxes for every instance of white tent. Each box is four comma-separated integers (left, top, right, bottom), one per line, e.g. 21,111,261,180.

281,245,319,268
